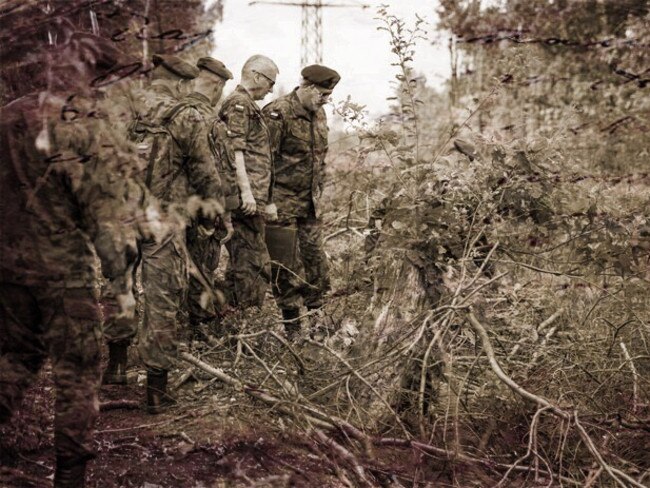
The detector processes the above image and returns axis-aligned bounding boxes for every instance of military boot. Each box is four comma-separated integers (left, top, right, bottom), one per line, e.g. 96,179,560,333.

146,369,176,414
54,459,87,487
102,340,129,385
281,308,302,341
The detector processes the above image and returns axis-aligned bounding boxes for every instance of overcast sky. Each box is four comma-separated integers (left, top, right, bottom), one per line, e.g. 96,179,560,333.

211,0,450,119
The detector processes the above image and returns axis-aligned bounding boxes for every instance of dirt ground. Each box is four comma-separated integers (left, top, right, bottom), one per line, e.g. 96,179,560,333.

0,355,456,488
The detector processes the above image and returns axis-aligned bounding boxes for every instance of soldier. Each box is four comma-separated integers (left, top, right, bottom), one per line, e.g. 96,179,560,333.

129,54,199,149
139,56,233,414
102,54,200,385
263,65,340,338
219,55,279,309
0,33,143,486
185,57,236,330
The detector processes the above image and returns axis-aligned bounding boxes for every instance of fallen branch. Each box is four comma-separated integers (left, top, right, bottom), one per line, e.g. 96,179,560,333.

467,310,647,488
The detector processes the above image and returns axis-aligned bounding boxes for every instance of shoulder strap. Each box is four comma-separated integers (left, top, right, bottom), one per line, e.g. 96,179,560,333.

145,101,195,188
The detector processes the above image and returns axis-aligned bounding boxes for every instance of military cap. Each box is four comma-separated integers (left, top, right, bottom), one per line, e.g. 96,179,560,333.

301,64,340,89
197,57,233,80
152,54,199,79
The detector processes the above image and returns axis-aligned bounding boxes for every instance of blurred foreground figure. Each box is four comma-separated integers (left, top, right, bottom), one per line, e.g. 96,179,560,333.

263,65,340,338
0,32,144,486
139,56,232,414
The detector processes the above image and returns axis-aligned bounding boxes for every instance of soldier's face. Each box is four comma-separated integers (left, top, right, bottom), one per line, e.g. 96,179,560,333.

305,85,332,112
252,70,276,100
210,79,225,106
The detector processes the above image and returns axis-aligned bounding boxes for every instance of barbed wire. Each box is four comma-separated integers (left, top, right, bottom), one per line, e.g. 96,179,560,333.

457,30,649,50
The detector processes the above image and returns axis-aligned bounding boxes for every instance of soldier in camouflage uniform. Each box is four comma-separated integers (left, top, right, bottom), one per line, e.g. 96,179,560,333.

263,65,340,337
139,57,232,413
184,57,236,329
0,33,144,487
129,54,199,151
102,54,200,385
219,55,279,309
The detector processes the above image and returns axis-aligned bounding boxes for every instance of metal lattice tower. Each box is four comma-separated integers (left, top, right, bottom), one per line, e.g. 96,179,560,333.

250,1,368,66
301,0,323,65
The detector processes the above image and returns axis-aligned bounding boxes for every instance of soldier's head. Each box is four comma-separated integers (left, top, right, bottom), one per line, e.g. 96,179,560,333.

195,57,232,106
151,54,199,97
241,55,279,101
296,64,340,112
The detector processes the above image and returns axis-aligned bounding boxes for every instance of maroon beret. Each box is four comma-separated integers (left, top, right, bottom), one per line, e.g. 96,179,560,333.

197,57,233,80
301,64,340,89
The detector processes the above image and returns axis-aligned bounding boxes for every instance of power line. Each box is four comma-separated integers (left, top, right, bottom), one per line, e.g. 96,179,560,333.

249,0,369,65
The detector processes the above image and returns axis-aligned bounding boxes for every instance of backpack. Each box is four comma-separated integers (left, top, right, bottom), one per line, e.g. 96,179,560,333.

145,101,195,203
208,119,240,211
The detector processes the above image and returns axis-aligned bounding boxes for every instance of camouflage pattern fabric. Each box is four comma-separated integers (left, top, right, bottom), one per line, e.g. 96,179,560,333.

146,91,225,211
0,92,141,465
219,85,273,207
0,94,142,288
271,212,330,310
263,89,329,218
137,236,187,371
101,254,141,344
0,284,102,464
185,223,222,325
263,91,331,310
140,91,226,369
129,82,179,159
225,213,271,309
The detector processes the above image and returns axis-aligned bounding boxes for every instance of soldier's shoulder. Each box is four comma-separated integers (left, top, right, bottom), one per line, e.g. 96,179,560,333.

222,90,252,111
263,97,291,118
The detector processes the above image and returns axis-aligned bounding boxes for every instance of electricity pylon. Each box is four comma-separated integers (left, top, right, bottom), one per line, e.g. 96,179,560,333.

249,1,369,65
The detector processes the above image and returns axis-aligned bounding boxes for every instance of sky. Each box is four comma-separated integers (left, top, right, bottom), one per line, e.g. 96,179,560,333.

210,0,450,120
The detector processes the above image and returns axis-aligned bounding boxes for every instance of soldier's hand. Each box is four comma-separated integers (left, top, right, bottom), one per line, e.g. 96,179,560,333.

116,290,137,320
265,203,278,222
221,212,234,244
241,191,257,215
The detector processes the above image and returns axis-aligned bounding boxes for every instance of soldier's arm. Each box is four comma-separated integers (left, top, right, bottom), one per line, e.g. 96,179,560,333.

169,107,226,213
220,100,256,214
317,112,329,195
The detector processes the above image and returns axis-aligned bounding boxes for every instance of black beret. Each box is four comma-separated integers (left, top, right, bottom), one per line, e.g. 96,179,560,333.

301,64,340,89
152,54,199,80
197,57,233,80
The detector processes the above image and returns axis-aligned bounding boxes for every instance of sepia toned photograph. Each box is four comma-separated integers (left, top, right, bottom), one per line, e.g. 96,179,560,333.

1,0,648,486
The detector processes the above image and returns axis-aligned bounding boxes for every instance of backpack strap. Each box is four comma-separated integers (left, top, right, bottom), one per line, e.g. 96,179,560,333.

145,101,195,189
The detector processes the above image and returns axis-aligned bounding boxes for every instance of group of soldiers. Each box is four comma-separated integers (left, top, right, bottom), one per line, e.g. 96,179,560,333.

0,28,339,487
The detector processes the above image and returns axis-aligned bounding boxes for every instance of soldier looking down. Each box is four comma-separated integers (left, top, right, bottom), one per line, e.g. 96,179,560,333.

219,55,278,309
263,64,340,338
139,56,233,414
185,56,236,330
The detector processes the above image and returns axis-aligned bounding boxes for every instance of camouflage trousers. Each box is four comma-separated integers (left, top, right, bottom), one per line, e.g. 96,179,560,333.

185,224,221,325
226,213,271,309
100,247,141,344
271,212,330,311
0,283,102,465
137,236,187,371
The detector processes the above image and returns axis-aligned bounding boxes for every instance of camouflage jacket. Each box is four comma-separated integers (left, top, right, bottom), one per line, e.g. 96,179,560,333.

219,85,272,207
0,93,145,287
129,82,179,156
263,90,329,218
146,91,225,212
